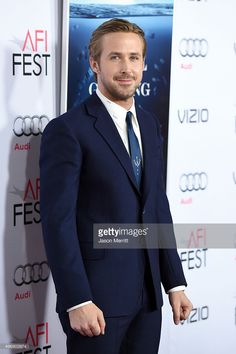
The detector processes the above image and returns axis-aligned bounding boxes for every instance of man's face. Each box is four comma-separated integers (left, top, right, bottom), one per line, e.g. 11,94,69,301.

90,32,145,107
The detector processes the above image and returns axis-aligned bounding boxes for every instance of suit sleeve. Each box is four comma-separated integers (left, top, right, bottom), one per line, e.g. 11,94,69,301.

40,117,93,312
153,115,187,292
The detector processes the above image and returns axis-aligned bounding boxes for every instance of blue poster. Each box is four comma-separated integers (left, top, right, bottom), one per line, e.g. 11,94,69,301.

66,0,174,168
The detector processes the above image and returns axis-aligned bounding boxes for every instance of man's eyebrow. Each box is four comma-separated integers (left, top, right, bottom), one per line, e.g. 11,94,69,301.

108,52,141,56
129,52,141,56
108,52,121,56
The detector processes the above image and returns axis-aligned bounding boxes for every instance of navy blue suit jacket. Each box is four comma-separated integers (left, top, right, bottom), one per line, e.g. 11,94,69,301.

40,93,187,316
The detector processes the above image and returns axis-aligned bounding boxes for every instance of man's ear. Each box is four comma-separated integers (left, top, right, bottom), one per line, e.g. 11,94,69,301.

89,57,100,74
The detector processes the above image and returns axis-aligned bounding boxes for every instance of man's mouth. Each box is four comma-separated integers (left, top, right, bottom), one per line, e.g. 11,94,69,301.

115,76,135,84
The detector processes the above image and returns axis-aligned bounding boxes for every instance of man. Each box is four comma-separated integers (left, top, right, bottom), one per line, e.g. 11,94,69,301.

40,18,192,354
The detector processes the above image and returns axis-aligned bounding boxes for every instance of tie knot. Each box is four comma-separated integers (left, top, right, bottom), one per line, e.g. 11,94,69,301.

126,111,133,127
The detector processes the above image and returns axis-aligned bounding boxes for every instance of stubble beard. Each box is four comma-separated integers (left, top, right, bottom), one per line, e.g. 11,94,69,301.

98,71,140,101
105,80,140,102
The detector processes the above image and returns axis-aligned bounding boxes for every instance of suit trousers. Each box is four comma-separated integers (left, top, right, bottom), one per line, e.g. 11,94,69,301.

59,252,162,354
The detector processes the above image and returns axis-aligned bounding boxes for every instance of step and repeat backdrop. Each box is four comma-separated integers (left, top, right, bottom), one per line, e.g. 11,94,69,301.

0,0,235,353
0,1,64,353
160,1,236,353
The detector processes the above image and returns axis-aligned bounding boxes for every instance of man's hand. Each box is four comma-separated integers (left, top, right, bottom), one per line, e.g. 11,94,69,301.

68,303,106,337
168,291,193,325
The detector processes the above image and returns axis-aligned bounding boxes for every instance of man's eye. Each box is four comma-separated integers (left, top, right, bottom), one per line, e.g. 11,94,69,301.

111,56,119,60
130,56,139,61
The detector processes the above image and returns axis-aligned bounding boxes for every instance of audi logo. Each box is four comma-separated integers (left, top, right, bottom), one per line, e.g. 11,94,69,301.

179,38,208,57
13,261,50,286
179,172,208,192
13,115,49,137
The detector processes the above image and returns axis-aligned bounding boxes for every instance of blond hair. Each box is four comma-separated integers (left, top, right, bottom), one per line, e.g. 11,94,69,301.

89,18,146,80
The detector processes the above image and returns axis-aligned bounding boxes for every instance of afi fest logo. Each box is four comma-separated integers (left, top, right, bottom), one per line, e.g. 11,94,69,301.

13,178,40,227
180,227,208,271
21,322,51,354
12,29,50,76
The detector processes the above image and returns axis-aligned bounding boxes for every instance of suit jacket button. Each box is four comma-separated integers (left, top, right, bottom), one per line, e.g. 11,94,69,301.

142,209,146,215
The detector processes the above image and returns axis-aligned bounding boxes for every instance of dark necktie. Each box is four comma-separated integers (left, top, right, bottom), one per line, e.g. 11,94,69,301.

126,111,142,187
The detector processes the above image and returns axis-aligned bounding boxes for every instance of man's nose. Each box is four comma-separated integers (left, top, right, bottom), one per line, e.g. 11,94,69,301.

120,58,131,73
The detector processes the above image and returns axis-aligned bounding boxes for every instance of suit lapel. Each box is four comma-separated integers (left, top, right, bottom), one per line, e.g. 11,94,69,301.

85,94,140,194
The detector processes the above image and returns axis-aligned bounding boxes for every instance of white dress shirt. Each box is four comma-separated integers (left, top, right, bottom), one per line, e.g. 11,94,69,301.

67,89,185,312
96,88,143,158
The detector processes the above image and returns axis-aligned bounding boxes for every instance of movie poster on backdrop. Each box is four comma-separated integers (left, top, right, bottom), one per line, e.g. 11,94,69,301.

61,0,174,168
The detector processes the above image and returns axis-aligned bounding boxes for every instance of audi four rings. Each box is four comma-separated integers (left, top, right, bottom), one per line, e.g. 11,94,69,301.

179,38,208,57
179,172,208,192
13,115,49,137
13,261,50,286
